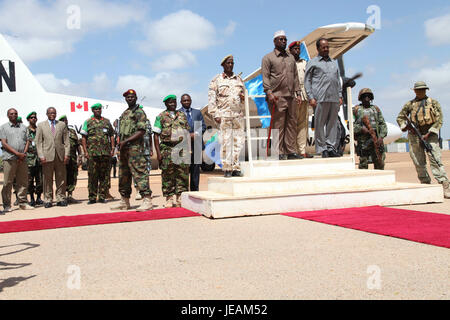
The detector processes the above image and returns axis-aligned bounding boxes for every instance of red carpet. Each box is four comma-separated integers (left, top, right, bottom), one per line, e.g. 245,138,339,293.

282,206,450,249
0,208,200,234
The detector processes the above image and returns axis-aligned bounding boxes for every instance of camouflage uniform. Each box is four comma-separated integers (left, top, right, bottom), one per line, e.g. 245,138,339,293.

153,110,190,197
66,128,80,194
118,105,152,198
208,72,245,172
397,90,448,185
26,127,43,197
81,117,114,201
353,93,387,170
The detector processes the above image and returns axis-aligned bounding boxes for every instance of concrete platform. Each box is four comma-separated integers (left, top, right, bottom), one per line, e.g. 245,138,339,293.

181,157,444,219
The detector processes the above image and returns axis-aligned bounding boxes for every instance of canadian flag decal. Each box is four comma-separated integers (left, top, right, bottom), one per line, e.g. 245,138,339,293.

70,101,89,112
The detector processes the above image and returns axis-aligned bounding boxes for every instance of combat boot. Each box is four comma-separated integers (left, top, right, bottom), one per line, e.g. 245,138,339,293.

443,180,450,199
110,197,131,211
165,196,174,208
136,195,153,212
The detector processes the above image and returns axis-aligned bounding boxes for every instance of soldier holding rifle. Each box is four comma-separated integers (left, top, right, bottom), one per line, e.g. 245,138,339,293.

353,88,387,170
396,81,450,198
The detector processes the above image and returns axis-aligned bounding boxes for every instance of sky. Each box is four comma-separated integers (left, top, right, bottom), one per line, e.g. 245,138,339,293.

1,0,450,138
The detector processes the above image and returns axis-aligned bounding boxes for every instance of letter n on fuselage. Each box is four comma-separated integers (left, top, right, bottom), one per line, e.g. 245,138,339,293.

0,60,16,92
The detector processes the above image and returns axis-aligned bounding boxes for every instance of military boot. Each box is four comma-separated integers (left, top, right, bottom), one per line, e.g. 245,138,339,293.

165,196,174,208
29,193,36,207
136,195,153,212
36,193,44,205
175,195,182,207
443,180,450,199
110,197,131,211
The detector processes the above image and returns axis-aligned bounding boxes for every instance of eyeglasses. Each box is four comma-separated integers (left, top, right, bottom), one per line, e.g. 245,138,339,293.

29,116,37,119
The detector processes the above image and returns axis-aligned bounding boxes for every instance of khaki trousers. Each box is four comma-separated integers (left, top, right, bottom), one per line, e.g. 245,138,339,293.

1,159,28,207
296,100,309,155
270,96,298,155
42,157,67,203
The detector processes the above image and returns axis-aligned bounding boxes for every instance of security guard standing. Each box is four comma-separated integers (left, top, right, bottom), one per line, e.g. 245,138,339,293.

80,104,115,204
353,88,387,170
396,81,450,198
111,89,153,211
154,95,190,208
25,111,43,206
60,115,82,203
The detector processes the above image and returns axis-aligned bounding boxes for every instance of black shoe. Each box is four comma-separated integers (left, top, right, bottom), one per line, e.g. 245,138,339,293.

88,199,97,205
44,202,53,208
322,150,329,158
287,153,304,160
232,171,243,177
279,154,288,160
57,201,68,207
36,197,44,205
29,200,36,207
98,199,106,204
224,171,232,178
302,153,314,158
328,150,340,157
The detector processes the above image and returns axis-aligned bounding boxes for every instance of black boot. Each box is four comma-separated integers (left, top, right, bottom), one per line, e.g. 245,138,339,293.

29,193,36,207
36,193,44,205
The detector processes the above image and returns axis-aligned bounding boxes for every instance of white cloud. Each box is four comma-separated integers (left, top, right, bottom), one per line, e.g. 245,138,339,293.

425,13,450,46
224,21,237,37
116,72,205,108
0,0,146,62
150,51,197,71
139,10,218,54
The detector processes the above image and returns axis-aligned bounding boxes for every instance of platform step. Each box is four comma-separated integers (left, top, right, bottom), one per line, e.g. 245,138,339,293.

181,183,444,219
208,169,396,196
241,156,355,177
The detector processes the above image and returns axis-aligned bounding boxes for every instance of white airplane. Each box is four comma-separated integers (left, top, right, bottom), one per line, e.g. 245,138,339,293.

0,33,163,136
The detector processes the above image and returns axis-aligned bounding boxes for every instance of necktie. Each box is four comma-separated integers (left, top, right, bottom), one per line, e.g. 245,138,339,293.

186,110,193,130
51,121,55,135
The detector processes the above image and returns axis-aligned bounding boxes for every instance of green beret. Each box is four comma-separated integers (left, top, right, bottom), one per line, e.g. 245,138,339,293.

59,115,67,121
163,94,176,102
17,117,22,122
91,103,103,110
26,111,37,119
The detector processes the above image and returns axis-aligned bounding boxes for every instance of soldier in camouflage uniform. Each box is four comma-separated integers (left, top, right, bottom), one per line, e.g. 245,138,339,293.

153,95,190,208
60,115,82,203
397,81,450,198
208,55,245,177
111,89,153,211
80,103,115,204
134,117,153,201
353,88,387,170
25,111,43,206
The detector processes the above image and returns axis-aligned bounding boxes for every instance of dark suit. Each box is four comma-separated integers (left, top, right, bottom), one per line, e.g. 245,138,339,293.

178,107,206,191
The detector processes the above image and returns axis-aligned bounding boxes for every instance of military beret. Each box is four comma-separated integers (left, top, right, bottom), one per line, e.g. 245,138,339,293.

123,89,137,97
163,94,177,102
221,54,233,66
288,41,300,49
58,115,67,121
26,111,37,119
91,103,103,110
17,116,22,122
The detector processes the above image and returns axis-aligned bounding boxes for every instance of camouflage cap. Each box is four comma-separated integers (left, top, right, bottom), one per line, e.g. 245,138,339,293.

358,88,374,101
412,81,429,90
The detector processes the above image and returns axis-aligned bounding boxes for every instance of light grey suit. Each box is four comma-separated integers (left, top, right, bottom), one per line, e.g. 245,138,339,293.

36,120,70,203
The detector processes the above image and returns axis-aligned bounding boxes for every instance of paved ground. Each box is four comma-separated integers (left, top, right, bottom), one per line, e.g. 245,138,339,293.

0,152,449,299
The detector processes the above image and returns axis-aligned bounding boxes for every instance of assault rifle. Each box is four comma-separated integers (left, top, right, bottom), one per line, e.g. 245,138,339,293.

405,116,439,164
362,115,383,163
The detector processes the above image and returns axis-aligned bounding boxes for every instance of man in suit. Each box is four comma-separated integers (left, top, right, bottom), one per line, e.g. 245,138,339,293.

178,93,206,191
35,107,70,208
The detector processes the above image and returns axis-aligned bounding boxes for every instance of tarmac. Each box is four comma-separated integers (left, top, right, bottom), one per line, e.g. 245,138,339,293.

0,152,449,300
